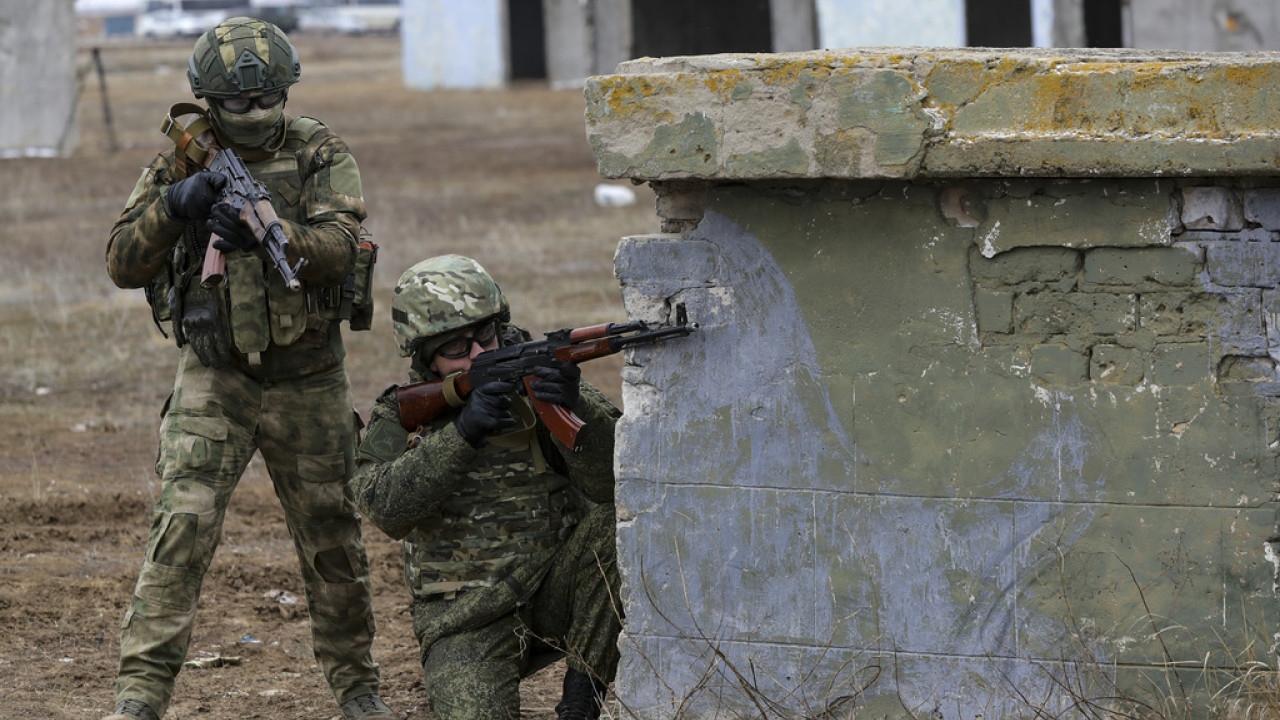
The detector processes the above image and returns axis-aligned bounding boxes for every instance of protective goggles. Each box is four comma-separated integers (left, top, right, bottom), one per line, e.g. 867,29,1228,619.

214,90,286,114
434,320,499,359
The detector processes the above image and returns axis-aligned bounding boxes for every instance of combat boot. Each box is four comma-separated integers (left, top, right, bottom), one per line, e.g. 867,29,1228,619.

102,698,159,720
339,692,396,720
555,668,609,720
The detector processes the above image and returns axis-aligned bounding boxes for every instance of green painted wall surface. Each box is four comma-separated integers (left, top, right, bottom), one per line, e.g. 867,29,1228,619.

613,179,1280,718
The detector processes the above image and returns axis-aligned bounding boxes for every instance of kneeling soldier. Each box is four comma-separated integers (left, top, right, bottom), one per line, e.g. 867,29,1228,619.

351,255,621,720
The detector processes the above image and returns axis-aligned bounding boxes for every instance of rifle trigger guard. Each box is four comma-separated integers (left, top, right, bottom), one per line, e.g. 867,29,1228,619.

442,375,466,409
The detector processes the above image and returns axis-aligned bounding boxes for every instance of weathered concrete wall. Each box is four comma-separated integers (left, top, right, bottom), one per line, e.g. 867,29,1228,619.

588,49,1280,718
0,0,77,157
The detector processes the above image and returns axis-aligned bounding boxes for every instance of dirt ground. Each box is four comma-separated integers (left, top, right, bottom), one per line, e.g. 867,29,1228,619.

0,33,655,719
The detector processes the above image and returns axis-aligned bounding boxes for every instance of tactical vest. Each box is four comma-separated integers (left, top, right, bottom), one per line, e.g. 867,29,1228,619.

147,116,375,378
402,396,584,601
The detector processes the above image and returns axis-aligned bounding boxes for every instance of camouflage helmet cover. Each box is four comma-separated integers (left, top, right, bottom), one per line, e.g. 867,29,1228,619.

392,255,511,358
188,16,301,99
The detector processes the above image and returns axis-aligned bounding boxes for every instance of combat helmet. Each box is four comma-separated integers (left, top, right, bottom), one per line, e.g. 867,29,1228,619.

188,16,301,99
392,255,510,359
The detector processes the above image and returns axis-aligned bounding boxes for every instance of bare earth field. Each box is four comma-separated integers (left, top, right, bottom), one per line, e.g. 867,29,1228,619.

0,35,655,719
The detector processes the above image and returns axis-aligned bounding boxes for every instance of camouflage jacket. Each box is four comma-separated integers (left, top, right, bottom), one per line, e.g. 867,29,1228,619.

351,373,618,614
105,113,367,373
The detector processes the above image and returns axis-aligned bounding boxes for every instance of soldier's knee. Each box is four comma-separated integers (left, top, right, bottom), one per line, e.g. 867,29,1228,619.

304,544,373,622
136,515,206,612
153,512,199,567
576,506,617,565
315,546,357,584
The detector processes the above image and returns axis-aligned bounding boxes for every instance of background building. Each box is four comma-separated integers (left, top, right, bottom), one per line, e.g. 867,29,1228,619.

1,0,78,157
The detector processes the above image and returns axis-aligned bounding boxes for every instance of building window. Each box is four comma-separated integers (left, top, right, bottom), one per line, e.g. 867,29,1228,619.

1083,0,1124,47
631,0,773,58
966,0,1032,46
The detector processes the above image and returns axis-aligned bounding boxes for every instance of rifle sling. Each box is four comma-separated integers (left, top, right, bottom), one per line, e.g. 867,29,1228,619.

486,394,546,475
442,374,466,409
161,102,215,166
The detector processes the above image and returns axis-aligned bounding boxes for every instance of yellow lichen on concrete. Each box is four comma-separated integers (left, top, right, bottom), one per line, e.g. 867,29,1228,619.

702,69,745,98
757,58,832,86
587,48,1280,180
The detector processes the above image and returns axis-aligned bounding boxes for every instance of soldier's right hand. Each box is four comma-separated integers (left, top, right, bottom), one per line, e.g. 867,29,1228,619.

454,380,517,448
164,171,227,221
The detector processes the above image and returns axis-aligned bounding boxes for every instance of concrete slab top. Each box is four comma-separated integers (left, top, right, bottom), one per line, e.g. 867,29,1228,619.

584,47,1280,181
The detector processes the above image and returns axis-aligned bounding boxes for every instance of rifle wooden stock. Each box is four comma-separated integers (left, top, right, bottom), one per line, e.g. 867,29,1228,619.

201,237,227,286
396,372,587,450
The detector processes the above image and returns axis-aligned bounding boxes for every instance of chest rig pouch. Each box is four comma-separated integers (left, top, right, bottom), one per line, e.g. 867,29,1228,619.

232,151,310,358
152,114,375,370
402,396,584,602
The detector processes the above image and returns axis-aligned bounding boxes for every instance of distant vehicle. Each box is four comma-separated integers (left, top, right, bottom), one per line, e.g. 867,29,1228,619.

136,8,228,37
296,6,367,34
135,0,246,39
296,0,399,35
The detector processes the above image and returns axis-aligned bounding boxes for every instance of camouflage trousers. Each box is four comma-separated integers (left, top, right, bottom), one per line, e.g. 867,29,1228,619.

413,504,622,720
115,348,380,716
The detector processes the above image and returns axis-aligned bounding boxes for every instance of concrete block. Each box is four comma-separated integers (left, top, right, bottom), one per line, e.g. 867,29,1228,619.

970,246,1081,285
1138,291,1209,337
1244,187,1280,230
1015,292,1135,337
1206,289,1265,357
1090,344,1144,385
1181,186,1244,231
1031,344,1090,385
1150,343,1210,385
1204,240,1280,288
1083,247,1201,287
976,184,1172,257
975,290,1013,333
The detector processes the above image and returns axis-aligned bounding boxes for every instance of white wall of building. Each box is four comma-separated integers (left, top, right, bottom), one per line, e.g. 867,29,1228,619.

402,0,504,90
1,0,78,157
1129,0,1280,51
816,0,965,47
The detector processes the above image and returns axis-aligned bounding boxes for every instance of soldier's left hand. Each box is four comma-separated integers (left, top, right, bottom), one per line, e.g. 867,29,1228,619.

208,202,260,252
528,359,581,409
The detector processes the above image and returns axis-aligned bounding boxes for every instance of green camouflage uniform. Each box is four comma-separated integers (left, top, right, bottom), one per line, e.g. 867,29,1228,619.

104,114,380,716
351,332,622,720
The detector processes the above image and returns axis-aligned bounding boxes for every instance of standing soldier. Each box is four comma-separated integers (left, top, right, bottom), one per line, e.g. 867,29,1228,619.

351,255,621,720
102,17,392,720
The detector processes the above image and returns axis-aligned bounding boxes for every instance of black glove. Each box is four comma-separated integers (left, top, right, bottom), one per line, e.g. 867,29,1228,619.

455,380,518,448
165,172,226,221
208,202,260,252
181,304,231,369
528,360,581,409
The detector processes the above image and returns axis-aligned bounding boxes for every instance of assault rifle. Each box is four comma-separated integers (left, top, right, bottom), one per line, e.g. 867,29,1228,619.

200,146,307,291
160,102,306,291
397,304,698,450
